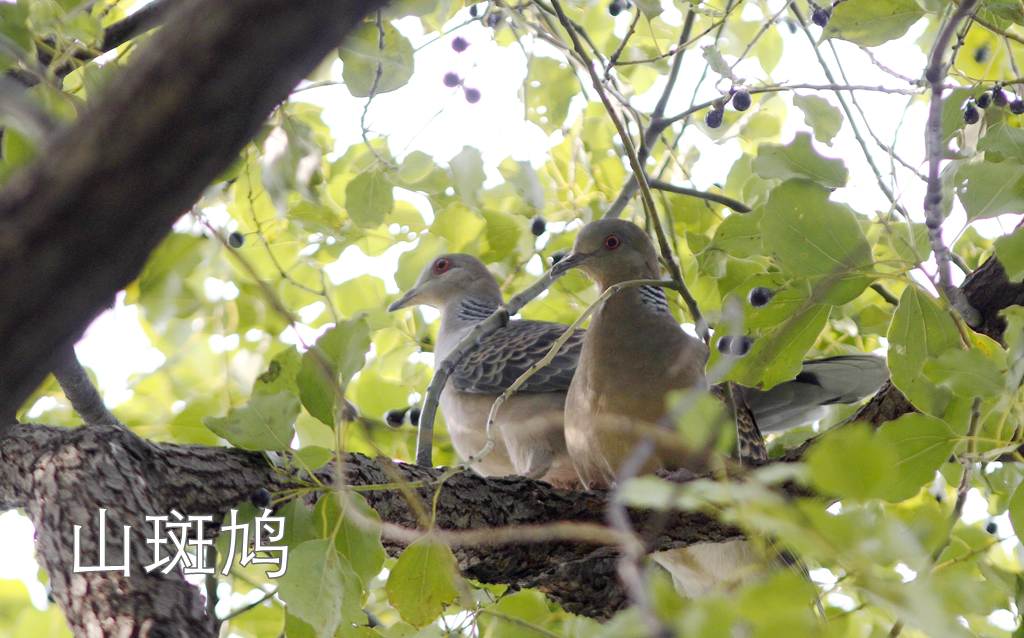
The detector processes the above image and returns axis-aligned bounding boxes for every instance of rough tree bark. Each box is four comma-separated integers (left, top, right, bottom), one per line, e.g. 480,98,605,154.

0,423,748,625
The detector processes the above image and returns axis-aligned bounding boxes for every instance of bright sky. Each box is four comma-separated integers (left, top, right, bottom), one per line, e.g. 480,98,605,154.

3,1,1021,626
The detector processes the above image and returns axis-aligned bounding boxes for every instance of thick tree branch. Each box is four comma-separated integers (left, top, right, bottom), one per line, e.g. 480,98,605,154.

0,0,388,435
0,423,747,623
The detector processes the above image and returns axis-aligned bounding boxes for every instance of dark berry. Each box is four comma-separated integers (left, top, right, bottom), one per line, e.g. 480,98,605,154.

811,7,831,27
408,406,421,427
609,0,626,15
1010,100,1024,115
452,37,469,53
748,286,773,308
705,108,724,129
551,250,568,265
469,3,478,17
717,335,733,354
486,12,501,27
964,102,980,124
228,231,245,248
993,88,1007,107
974,43,990,64
718,334,753,356
732,90,752,112
464,87,481,103
976,92,992,109
530,215,547,236
733,336,753,356
251,488,272,509
443,72,462,88
385,409,406,428
986,521,998,535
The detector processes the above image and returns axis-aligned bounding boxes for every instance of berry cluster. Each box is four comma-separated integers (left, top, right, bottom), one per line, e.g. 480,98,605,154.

704,88,752,129
441,37,482,103
964,85,1024,124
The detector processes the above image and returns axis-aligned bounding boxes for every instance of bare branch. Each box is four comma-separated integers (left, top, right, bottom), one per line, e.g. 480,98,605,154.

647,177,751,212
50,344,123,427
922,0,983,327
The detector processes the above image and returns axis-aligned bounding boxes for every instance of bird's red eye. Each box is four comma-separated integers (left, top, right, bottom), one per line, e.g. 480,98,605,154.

433,258,452,274
604,235,621,250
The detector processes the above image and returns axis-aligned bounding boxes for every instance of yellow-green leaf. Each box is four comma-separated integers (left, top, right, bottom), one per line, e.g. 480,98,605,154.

386,536,460,627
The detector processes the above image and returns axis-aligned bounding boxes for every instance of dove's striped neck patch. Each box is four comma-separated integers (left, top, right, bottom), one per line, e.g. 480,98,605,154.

638,285,670,312
458,298,499,321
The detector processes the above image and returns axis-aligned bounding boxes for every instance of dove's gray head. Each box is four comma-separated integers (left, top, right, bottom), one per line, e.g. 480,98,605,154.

551,219,661,288
388,254,503,312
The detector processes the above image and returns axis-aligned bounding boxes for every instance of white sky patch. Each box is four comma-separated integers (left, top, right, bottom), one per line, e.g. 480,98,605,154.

0,511,48,609
74,292,166,407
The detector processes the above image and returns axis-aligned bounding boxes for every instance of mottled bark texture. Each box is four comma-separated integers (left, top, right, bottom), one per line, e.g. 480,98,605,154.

0,423,746,627
0,0,389,432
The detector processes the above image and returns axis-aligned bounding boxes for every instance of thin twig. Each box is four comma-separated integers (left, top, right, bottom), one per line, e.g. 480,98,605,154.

605,8,697,219
922,0,983,327
790,3,911,220
647,177,751,212
549,0,709,342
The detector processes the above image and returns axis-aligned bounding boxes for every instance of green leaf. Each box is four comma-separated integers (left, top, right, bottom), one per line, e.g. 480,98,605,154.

254,346,303,397
955,160,1024,221
721,302,831,389
314,492,386,588
480,210,522,263
995,225,1024,282
524,57,576,135
633,0,662,19
821,0,925,47
752,133,849,188
923,348,1005,398
449,146,486,208
792,94,843,145
298,318,372,427
346,168,394,229
760,180,874,304
201,392,299,451
498,158,545,209
876,413,959,502
704,208,764,259
1009,480,1024,541
399,151,435,184
429,203,486,253
808,422,897,500
293,446,334,471
888,287,961,417
702,45,736,82
338,22,415,97
941,89,976,144
0,127,36,170
978,122,1024,163
386,535,461,627
277,539,365,638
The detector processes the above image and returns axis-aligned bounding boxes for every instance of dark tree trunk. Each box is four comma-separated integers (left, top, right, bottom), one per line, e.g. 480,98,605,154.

0,0,388,430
